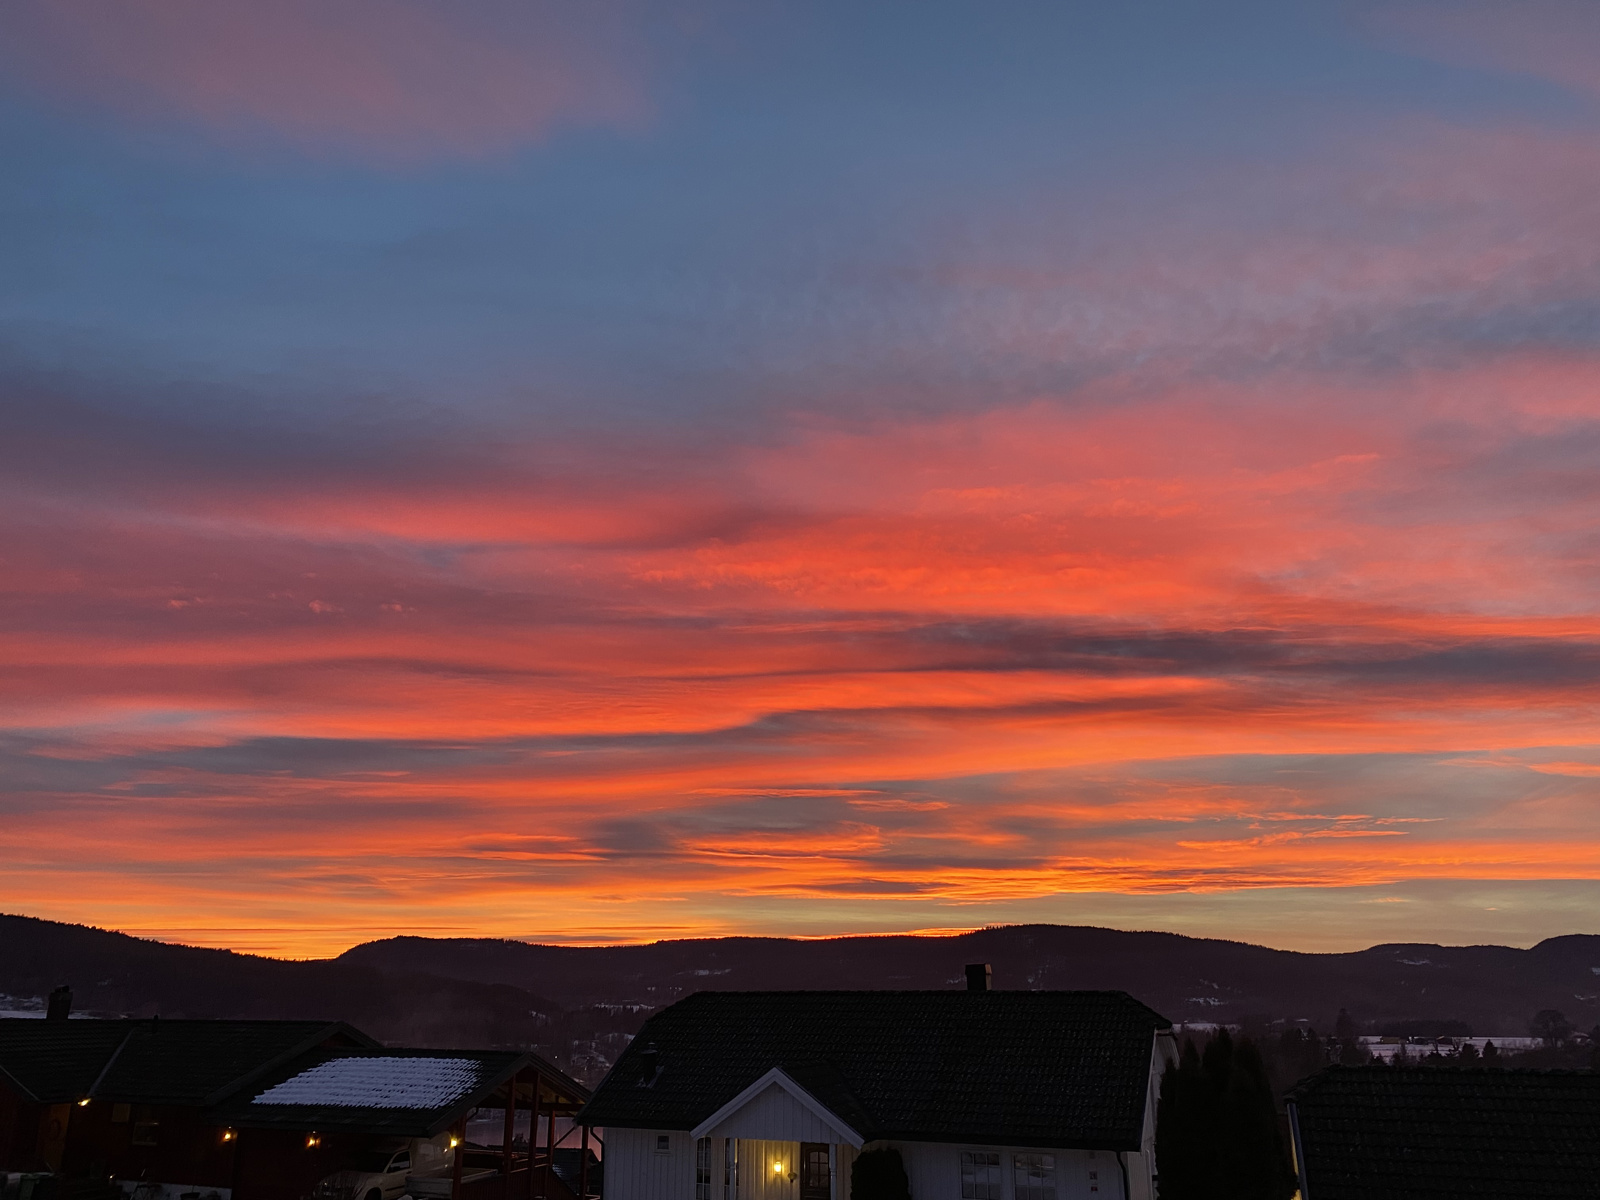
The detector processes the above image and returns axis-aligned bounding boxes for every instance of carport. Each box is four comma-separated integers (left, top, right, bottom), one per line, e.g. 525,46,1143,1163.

209,1047,591,1200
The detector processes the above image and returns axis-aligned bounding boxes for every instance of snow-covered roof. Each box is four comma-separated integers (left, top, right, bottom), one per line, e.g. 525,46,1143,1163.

254,1056,486,1109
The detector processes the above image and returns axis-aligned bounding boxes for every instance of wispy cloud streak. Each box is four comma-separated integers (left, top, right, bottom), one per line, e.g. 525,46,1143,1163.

2,2,1600,954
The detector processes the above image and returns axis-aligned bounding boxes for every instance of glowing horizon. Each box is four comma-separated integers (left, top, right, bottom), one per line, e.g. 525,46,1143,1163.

4,1,1600,960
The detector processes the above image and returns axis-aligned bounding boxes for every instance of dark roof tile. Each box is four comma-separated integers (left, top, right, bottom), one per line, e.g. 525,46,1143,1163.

579,990,1169,1150
0,1020,132,1103
1289,1066,1600,1200
0,1018,371,1106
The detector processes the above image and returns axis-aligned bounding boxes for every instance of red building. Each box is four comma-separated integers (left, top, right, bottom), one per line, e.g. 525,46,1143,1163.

1,1016,373,1192
0,1013,590,1200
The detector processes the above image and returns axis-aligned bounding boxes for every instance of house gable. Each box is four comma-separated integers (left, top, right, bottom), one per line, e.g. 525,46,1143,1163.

691,1068,865,1148
580,990,1173,1151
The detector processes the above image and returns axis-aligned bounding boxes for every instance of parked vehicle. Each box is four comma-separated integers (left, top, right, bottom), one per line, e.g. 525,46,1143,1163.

312,1147,414,1200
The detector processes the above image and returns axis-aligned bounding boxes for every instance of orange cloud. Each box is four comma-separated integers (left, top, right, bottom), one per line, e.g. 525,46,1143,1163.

6,114,1600,955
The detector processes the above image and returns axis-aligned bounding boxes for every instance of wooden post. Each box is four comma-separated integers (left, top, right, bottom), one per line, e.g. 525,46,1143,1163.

528,1073,542,1200
543,1096,557,1200
451,1118,466,1200
578,1125,590,1200
504,1069,518,1199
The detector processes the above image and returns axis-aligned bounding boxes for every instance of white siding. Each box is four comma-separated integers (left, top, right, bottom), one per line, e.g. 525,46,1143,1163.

877,1141,1124,1200
836,1142,857,1200
602,1128,698,1200
608,1132,1141,1200
707,1084,851,1145
603,1037,1171,1200
1129,1030,1179,1200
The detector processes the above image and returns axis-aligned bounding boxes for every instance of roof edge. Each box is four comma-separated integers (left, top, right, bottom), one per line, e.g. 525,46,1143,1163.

202,1020,381,1107
690,1067,866,1148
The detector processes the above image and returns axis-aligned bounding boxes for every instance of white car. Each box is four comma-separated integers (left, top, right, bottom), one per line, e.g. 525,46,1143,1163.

312,1147,415,1200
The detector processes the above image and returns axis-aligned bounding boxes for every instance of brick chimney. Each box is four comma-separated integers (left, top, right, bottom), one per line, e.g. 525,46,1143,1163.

46,985,72,1021
964,963,991,992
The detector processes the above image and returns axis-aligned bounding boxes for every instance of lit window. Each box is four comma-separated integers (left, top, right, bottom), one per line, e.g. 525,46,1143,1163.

960,1152,1001,1200
1013,1154,1056,1200
696,1139,713,1200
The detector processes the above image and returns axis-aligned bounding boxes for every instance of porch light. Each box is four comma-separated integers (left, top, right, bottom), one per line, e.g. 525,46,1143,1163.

773,1162,784,1175
77,1099,91,1107
450,1136,461,1149
306,1133,321,1149
222,1129,236,1143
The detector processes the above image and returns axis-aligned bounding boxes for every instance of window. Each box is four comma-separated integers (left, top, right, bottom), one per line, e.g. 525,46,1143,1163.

656,1135,672,1155
1012,1154,1056,1200
723,1136,738,1200
960,1152,1002,1200
696,1139,713,1200
800,1143,829,1200
131,1122,159,1147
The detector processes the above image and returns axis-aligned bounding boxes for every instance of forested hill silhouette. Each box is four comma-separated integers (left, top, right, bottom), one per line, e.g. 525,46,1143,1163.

4,913,1598,1042
339,923,1600,1035
0,912,560,1049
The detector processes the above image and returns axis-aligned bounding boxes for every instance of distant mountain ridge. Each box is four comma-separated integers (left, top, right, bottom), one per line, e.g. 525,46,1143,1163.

335,923,1600,1035
0,912,560,1049
4,914,1598,1064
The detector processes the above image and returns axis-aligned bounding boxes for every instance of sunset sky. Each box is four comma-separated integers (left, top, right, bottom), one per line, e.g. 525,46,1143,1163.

4,1,1600,959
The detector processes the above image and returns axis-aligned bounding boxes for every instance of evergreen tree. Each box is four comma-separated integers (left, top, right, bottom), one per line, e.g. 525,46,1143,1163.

851,1148,910,1200
1334,1008,1358,1041
1156,1039,1217,1200
1457,1041,1480,1063
1482,1040,1500,1065
1220,1038,1296,1200
1202,1028,1235,1095
1155,1033,1294,1200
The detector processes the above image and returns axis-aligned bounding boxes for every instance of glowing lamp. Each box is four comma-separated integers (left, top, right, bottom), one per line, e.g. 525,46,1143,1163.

773,1163,784,1175
450,1137,461,1149
77,1099,91,1108
306,1133,321,1149
222,1129,236,1143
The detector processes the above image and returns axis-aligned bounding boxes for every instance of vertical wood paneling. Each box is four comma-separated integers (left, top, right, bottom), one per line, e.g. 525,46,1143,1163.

869,1141,1121,1200
735,1138,800,1200
709,1086,850,1144
604,1128,698,1200
834,1142,856,1200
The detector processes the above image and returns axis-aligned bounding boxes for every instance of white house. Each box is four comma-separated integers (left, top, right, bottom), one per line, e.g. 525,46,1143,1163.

578,968,1178,1200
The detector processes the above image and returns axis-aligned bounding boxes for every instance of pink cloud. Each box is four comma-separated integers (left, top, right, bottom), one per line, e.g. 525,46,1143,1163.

1368,1,1600,101
0,0,655,159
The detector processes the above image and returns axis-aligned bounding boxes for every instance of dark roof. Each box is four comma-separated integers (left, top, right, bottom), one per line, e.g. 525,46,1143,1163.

0,1020,133,1103
214,1047,591,1139
1289,1066,1600,1200
0,1019,373,1105
578,990,1170,1150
